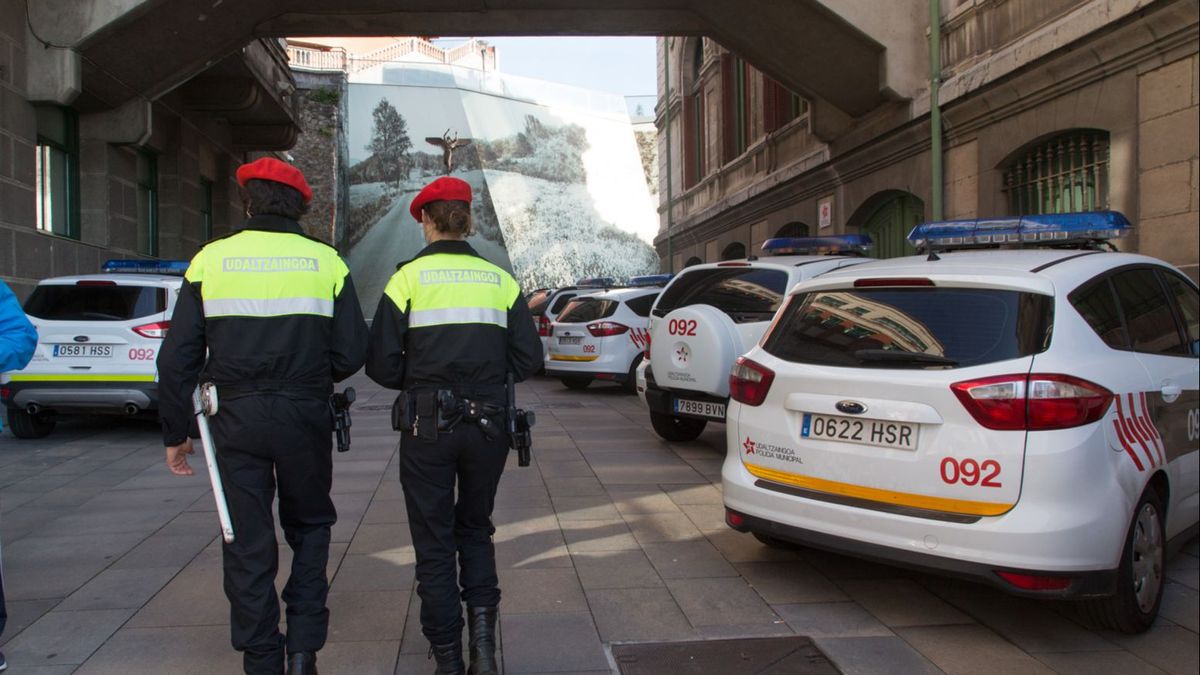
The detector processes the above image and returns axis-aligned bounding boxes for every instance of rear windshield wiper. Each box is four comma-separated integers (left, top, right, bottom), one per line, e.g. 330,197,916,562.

853,349,958,367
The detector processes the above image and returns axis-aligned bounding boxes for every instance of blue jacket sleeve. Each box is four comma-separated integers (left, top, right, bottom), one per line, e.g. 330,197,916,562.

0,281,38,373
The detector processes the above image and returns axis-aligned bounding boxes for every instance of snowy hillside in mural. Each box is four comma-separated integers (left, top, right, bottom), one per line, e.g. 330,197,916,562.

345,68,658,310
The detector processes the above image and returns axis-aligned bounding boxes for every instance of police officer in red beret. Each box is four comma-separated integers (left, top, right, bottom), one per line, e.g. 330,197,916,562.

158,157,368,675
367,177,541,674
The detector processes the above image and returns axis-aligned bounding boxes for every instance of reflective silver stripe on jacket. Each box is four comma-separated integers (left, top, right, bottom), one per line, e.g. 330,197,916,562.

408,306,507,328
203,297,334,318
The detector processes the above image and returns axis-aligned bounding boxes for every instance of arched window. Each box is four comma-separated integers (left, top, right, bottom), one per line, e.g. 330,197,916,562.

682,39,706,189
1003,130,1109,215
684,256,704,268
775,221,809,238
720,242,746,260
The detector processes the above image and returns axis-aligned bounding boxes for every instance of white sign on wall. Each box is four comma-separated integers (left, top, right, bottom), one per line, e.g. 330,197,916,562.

818,195,833,230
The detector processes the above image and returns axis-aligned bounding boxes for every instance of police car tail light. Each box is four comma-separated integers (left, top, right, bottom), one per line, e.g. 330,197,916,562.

133,320,170,339
643,331,652,361
952,375,1027,430
537,315,551,337
76,279,117,286
587,321,629,337
729,357,775,406
853,278,934,288
1025,374,1112,430
952,374,1112,431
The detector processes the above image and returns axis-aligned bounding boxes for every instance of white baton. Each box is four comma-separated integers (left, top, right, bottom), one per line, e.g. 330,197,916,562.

193,384,235,544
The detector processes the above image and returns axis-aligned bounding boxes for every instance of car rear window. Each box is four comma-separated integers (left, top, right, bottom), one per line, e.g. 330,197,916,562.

558,297,617,323
549,292,579,315
527,289,554,315
762,287,1053,369
625,293,658,317
652,268,787,323
24,284,166,321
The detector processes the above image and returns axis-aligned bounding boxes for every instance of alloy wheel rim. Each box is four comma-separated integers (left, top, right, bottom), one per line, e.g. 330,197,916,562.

1131,502,1163,614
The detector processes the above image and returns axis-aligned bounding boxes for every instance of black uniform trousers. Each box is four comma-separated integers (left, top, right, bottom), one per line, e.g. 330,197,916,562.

401,421,509,646
211,395,337,675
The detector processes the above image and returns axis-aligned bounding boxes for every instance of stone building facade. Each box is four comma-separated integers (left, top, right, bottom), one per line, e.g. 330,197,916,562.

656,0,1200,281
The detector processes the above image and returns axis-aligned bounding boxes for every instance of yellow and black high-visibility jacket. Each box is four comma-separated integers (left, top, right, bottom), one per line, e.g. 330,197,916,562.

157,215,368,446
365,240,541,398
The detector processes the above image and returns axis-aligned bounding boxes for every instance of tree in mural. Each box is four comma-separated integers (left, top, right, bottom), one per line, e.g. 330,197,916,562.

366,98,411,187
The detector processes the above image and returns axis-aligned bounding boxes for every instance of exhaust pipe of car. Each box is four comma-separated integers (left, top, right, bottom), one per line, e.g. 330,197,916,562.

124,403,140,416
26,403,40,415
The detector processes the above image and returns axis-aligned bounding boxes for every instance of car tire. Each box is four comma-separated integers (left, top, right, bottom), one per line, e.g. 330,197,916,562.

752,531,802,550
623,356,643,394
1079,486,1165,634
7,408,56,439
649,410,706,442
561,377,591,390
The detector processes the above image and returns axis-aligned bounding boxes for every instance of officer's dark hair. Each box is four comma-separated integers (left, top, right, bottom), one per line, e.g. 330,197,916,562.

424,200,472,237
240,178,310,220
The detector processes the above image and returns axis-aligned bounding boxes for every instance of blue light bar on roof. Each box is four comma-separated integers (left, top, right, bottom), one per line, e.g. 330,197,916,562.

760,234,873,256
576,277,616,288
102,259,190,275
627,273,673,287
907,211,1132,251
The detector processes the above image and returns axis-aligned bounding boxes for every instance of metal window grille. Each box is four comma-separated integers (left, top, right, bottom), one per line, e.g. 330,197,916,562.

1004,131,1109,215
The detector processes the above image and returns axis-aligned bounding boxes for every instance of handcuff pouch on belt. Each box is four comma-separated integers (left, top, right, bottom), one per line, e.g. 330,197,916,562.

391,389,502,441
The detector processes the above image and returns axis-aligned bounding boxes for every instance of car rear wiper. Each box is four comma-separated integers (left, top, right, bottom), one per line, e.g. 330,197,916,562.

853,349,958,367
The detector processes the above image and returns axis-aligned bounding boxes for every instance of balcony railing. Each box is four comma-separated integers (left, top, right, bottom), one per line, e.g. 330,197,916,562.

287,39,492,73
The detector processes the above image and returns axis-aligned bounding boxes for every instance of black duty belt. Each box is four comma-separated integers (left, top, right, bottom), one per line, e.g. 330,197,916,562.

213,379,332,402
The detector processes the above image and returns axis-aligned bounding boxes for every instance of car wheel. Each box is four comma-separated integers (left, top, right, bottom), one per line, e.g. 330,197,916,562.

1079,486,1165,634
561,377,591,390
7,408,57,439
623,355,643,394
649,410,706,442
753,531,802,550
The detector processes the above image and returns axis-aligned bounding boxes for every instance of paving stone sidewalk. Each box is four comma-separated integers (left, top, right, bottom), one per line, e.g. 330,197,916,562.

0,373,1196,674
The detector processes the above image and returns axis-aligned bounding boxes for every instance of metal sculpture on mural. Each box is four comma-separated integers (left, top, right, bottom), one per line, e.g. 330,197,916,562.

425,129,473,174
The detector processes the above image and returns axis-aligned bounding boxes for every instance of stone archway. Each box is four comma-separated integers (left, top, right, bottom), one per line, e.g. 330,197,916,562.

848,191,924,259
720,242,747,260
774,221,810,238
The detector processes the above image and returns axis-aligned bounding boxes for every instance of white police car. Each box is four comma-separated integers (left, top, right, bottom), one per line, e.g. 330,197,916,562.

1,260,187,438
640,236,876,441
722,212,1199,633
530,278,616,367
545,275,670,391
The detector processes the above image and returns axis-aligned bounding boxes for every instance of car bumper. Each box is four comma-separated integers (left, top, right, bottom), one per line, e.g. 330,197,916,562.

643,370,727,421
721,443,1128,599
2,379,159,414
545,351,633,382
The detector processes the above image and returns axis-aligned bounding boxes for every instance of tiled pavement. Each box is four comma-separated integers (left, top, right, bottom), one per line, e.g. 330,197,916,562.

0,372,1196,674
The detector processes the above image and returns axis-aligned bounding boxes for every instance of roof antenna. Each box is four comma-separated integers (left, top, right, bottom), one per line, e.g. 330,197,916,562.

926,247,941,262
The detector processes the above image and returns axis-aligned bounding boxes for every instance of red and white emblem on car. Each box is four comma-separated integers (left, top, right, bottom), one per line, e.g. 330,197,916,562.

1112,392,1164,472
743,437,756,454
673,343,691,367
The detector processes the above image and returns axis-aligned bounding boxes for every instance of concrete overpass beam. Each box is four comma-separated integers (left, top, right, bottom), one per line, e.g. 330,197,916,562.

80,99,152,146
26,0,154,47
812,0,927,102
24,39,81,105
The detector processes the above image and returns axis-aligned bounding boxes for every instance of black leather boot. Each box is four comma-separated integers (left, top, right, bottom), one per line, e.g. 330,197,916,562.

286,651,317,675
429,641,466,675
467,606,499,675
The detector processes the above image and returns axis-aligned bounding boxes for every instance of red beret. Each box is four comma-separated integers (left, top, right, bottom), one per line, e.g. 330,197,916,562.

236,157,312,204
410,176,472,223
